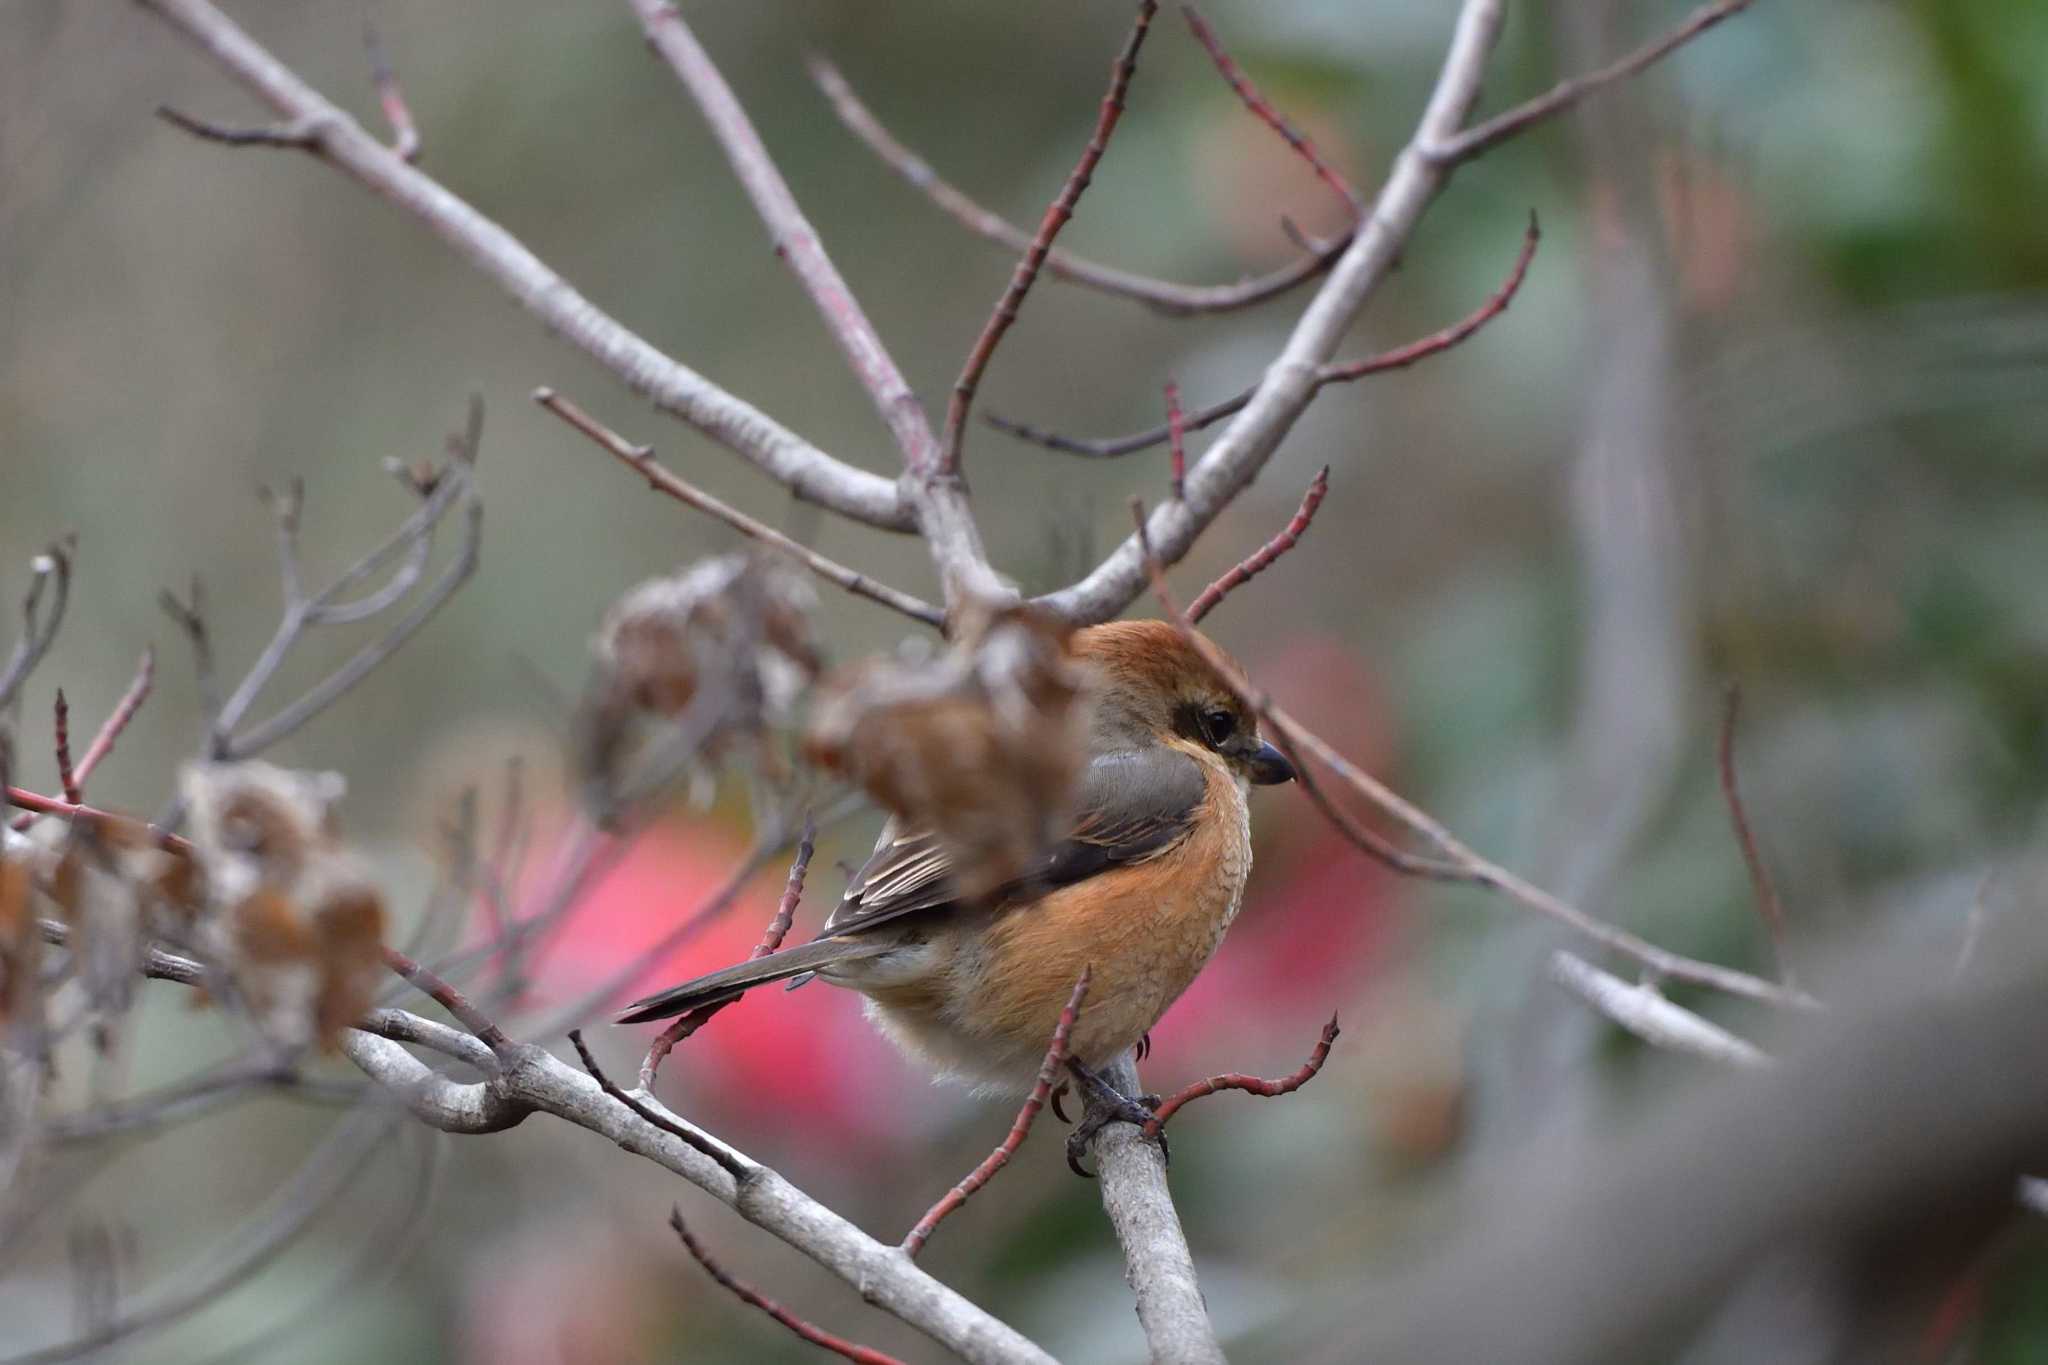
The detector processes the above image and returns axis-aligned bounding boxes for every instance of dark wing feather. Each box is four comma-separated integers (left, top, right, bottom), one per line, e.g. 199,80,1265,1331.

818,747,1207,941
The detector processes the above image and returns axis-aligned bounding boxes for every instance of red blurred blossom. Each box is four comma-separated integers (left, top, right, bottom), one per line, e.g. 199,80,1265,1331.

526,811,937,1149
1148,631,1408,1072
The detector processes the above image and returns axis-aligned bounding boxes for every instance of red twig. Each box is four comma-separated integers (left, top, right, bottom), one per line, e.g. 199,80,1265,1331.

52,691,79,806
669,1208,906,1365
3,786,191,853
1185,466,1328,624
1142,1014,1339,1138
901,968,1090,1258
381,945,511,1053
638,822,816,1089
362,20,422,163
1164,381,1187,501
1718,684,1794,984
990,213,1540,459
1183,6,1359,210
71,648,155,793
941,1,1158,472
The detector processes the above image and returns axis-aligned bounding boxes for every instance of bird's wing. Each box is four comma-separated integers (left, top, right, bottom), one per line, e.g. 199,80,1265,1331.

818,746,1209,941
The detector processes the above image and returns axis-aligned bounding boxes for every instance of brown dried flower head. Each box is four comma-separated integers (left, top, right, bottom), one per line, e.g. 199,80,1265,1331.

805,606,1086,900
182,761,386,1052
580,553,822,794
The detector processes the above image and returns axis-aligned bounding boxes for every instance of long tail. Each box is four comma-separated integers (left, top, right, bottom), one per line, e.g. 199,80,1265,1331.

613,936,888,1024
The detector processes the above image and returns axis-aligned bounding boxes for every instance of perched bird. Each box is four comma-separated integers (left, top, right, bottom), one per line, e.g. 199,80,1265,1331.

617,619,1295,1155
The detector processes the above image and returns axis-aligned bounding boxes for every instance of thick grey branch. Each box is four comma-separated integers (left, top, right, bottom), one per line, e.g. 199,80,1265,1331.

134,0,911,531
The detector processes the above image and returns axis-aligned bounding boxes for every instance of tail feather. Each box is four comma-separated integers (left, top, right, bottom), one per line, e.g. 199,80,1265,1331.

614,936,884,1024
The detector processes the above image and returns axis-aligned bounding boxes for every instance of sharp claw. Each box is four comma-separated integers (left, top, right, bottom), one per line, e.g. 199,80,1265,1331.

1061,1060,1170,1175
1050,1081,1072,1125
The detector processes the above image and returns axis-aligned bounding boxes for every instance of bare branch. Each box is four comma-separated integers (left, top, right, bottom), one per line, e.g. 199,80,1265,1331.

670,1209,908,1365
626,0,1007,611
1718,683,1794,983
1423,0,1758,165
1142,1013,1340,1137
942,2,1158,475
379,945,511,1057
154,105,323,150
535,389,942,628
1183,5,1360,210
996,212,1539,461
1087,1051,1226,1365
806,56,1347,318
71,649,154,795
640,818,816,1089
135,0,910,531
568,1029,750,1180
902,969,1089,1258
1185,465,1329,624
1036,0,1512,622
1547,951,1771,1069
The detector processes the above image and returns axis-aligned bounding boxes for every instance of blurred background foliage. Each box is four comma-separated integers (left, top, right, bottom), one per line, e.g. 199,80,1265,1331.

4,0,2047,1360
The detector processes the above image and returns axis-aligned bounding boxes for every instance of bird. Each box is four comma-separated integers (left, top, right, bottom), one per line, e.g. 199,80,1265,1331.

616,618,1295,1162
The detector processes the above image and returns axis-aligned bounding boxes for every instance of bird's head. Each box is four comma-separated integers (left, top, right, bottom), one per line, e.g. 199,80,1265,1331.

1071,619,1296,786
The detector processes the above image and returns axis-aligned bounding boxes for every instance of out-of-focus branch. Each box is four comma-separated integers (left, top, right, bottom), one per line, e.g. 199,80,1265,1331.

1142,1013,1340,1137
941,1,1157,475
1547,951,1771,1069
806,57,1348,318
1042,0,1747,624
1718,683,1794,983
670,1209,908,1365
1185,466,1329,624
902,969,1089,1258
627,0,1004,612
993,213,1538,461
135,0,911,532
359,20,420,163
535,389,942,628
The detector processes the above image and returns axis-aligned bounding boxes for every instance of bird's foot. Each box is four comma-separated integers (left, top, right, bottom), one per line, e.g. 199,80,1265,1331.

1063,1059,1165,1178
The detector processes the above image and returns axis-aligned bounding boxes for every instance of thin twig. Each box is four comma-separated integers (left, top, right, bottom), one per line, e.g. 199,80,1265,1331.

1717,683,1794,985
52,691,78,806
1130,510,1818,1012
1423,0,1758,165
941,1,1158,474
902,969,1090,1258
0,538,75,713
154,105,325,150
535,389,942,628
1183,5,1360,209
569,1030,750,1181
994,213,1539,460
1547,951,1772,1069
640,818,817,1089
1164,381,1187,501
1185,466,1328,624
806,56,1346,318
1141,1013,1339,1137
380,945,511,1056
5,789,192,854
669,1209,907,1365
361,20,421,163
72,649,155,793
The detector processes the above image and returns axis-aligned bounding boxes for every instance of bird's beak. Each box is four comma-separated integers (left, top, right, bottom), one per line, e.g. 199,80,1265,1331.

1245,740,1296,786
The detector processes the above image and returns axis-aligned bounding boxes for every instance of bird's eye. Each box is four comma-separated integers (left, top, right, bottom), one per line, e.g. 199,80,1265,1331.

1200,709,1237,746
